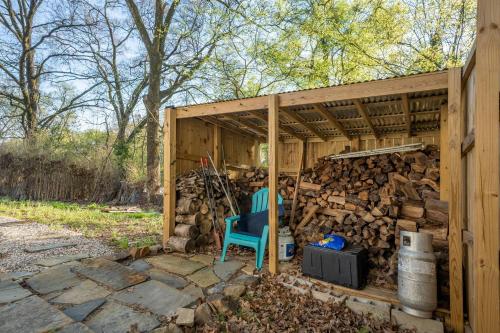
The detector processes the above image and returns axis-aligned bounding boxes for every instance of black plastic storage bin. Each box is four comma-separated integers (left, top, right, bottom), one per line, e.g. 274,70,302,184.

302,244,368,289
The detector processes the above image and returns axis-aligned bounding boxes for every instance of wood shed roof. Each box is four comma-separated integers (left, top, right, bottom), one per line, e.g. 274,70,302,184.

174,70,448,141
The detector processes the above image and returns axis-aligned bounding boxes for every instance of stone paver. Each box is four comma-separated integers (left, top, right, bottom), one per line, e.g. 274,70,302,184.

190,254,214,266
52,280,111,305
35,254,89,267
0,271,36,281
63,298,106,322
148,268,189,289
57,322,95,333
214,260,245,281
111,280,197,317
223,284,246,298
129,259,151,272
86,301,159,333
346,297,391,321
187,267,220,288
27,262,82,294
25,241,77,253
232,273,260,287
207,282,225,295
182,284,205,301
147,255,205,276
241,263,256,275
176,308,195,327
0,295,73,332
391,309,444,333
73,258,147,290
0,280,32,303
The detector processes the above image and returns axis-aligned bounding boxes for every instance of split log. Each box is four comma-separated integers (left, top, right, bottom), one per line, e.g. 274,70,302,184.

174,224,200,238
175,213,200,225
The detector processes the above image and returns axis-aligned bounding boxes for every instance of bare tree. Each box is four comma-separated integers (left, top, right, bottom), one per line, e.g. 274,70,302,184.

0,0,98,141
78,0,148,179
124,0,238,197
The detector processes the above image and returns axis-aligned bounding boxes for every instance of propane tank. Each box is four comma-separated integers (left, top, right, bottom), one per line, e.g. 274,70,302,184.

398,231,437,318
278,227,295,261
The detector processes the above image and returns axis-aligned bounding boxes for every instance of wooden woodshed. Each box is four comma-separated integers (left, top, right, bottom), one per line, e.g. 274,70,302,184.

163,2,499,332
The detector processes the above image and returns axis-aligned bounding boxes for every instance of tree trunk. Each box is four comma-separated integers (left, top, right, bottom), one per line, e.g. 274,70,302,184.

144,53,162,199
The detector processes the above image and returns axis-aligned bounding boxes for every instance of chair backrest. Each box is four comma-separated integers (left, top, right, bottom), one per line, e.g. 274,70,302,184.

251,188,284,213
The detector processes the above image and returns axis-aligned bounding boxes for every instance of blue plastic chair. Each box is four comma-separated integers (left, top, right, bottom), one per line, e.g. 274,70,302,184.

220,188,283,270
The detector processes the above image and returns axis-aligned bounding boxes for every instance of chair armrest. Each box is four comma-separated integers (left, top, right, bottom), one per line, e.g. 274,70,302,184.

225,215,240,224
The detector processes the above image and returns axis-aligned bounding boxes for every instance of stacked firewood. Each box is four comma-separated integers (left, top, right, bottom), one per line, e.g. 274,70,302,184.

280,146,448,295
168,170,236,252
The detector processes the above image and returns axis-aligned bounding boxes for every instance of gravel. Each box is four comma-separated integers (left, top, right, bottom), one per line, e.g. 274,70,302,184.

0,219,115,273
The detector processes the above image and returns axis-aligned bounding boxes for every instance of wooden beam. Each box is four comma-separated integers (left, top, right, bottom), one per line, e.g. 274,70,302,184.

461,129,475,156
473,1,500,331
177,71,449,118
353,99,379,139
447,67,464,333
312,103,351,139
268,94,279,274
440,104,450,201
201,116,259,140
462,41,476,87
249,111,305,141
224,114,268,137
213,125,221,169
163,107,177,248
401,94,412,137
281,109,328,141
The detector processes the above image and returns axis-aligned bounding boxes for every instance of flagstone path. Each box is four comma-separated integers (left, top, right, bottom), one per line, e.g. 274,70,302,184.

0,252,256,332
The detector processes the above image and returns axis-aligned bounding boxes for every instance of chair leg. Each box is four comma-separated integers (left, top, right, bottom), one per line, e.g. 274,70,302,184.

255,247,260,270
220,241,230,262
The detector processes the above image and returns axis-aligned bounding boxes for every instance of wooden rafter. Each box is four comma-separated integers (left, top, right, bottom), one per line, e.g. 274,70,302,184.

224,114,268,137
177,71,448,119
401,94,412,137
201,116,260,140
353,99,379,139
249,111,305,141
282,109,327,141
312,103,350,139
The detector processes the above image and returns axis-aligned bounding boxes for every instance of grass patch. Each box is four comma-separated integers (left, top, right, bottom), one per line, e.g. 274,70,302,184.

0,197,162,248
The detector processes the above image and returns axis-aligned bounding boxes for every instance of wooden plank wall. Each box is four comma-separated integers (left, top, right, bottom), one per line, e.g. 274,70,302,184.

279,132,440,173
175,118,258,174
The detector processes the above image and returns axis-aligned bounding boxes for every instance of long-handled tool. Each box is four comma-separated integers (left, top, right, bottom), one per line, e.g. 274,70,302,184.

207,151,237,216
221,145,240,215
200,158,221,249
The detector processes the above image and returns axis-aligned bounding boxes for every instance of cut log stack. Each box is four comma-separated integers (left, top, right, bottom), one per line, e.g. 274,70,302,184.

281,145,449,299
168,169,236,252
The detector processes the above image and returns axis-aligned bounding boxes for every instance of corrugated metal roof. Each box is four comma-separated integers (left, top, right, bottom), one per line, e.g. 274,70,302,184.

179,70,447,109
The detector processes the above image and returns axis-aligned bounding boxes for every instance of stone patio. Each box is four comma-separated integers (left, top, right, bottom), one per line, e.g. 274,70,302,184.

0,252,255,332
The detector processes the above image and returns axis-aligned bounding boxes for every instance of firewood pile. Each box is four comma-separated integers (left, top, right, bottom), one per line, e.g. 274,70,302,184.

171,145,449,302
168,169,238,253
277,145,449,299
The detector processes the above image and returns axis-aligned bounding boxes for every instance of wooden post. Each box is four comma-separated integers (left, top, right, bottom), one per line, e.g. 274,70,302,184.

253,139,260,167
447,68,464,333
268,94,279,274
163,107,177,248
350,135,361,152
473,1,500,331
440,104,450,201
213,125,221,169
